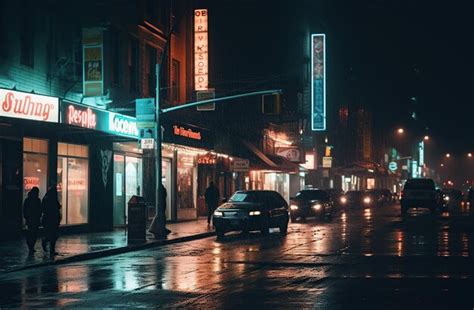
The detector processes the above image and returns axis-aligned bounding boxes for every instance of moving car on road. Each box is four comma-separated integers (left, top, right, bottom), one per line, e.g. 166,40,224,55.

340,191,374,208
442,188,463,207
400,178,438,215
289,189,335,222
213,190,289,238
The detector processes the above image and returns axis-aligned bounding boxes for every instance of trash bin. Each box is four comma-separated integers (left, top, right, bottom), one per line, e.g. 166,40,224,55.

127,195,147,243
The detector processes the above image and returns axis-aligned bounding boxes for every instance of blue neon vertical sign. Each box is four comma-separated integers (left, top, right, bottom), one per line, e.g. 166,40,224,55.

311,34,326,131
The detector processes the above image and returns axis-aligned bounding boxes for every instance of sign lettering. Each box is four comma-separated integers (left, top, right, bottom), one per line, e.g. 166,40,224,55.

173,125,202,140
194,9,208,90
0,89,58,123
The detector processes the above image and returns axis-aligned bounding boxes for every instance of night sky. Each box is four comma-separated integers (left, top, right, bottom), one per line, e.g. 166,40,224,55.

208,0,473,168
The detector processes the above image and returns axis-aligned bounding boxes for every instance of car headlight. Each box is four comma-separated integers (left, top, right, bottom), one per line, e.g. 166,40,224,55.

213,210,223,217
340,197,347,204
249,210,261,216
312,203,322,210
363,197,371,204
444,196,450,201
290,204,298,210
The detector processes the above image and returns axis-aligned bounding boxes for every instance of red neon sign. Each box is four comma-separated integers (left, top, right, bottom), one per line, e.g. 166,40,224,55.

67,104,97,129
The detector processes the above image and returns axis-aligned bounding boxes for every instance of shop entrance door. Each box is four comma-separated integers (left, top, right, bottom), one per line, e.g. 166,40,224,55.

113,154,143,226
113,154,125,226
162,158,172,220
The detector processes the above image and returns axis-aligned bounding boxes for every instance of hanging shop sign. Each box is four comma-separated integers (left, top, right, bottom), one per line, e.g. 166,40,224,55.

311,34,326,131
194,9,208,90
388,161,398,173
231,158,250,172
61,101,139,139
275,147,303,163
322,156,332,168
83,28,103,97
0,89,59,123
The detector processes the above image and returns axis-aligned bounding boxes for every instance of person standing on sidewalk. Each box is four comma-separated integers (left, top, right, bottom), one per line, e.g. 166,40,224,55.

205,181,220,226
160,183,171,235
23,187,42,253
41,187,61,255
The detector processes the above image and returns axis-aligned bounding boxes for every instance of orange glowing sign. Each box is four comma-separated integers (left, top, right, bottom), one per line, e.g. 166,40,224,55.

173,125,202,140
194,9,208,90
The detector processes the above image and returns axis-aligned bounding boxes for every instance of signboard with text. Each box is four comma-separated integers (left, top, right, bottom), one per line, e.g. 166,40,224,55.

322,156,332,168
194,9,208,90
311,34,326,131
0,89,59,123
231,158,250,172
61,101,139,139
83,28,103,97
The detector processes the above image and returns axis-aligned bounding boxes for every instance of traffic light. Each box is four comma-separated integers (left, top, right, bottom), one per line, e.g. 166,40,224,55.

262,93,281,114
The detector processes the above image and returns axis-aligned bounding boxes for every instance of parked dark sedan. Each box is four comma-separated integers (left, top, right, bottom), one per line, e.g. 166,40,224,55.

340,190,374,208
213,190,289,238
289,189,334,222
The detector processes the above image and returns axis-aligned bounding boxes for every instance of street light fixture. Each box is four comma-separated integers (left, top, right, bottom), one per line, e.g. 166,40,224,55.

424,135,429,141
468,153,472,158
397,128,404,134
446,153,451,158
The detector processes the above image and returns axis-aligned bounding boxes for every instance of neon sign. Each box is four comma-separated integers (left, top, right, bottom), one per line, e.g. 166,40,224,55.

194,9,208,90
173,125,202,140
311,34,326,131
67,104,97,129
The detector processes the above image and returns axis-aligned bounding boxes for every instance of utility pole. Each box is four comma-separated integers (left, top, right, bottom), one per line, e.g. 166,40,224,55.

147,86,282,238
148,63,165,237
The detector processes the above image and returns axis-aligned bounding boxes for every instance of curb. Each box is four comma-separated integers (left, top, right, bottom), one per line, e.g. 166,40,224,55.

6,231,215,274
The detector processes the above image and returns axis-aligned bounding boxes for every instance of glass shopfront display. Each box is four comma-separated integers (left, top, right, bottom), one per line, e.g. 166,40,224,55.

23,138,48,206
57,143,89,225
177,152,196,210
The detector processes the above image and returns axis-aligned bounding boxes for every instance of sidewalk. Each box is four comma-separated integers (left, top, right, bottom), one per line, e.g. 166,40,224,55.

0,218,214,274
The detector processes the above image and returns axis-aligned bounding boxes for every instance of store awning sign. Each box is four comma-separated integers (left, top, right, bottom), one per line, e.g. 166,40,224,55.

61,101,139,139
311,34,326,131
231,158,250,172
0,89,59,123
322,156,332,168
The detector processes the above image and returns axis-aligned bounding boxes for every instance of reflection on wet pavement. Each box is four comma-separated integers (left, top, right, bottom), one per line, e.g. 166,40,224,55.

2,203,474,308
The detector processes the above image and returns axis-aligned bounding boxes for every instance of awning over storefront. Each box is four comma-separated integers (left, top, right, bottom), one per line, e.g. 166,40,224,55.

242,140,300,174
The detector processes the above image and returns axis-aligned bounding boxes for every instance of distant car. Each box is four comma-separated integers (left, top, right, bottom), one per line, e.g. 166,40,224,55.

324,188,345,207
400,178,438,215
289,189,335,222
442,188,463,207
340,191,374,208
213,190,289,238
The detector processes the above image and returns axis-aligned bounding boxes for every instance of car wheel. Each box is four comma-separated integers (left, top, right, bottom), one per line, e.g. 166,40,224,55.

280,221,288,234
216,228,225,239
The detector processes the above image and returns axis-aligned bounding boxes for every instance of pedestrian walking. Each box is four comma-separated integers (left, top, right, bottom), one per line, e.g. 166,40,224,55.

23,187,42,253
41,187,61,255
160,183,171,235
205,181,220,225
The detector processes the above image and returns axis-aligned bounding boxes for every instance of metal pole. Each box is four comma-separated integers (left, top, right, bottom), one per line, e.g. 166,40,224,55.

148,63,165,237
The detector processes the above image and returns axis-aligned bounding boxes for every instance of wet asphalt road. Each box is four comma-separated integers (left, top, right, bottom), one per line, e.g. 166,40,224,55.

2,203,474,309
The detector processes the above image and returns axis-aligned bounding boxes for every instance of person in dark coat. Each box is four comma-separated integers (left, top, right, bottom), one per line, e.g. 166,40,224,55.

160,183,171,235
41,187,61,255
205,181,220,225
23,187,42,253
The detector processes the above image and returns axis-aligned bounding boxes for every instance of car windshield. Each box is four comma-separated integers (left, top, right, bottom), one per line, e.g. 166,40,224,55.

229,192,262,203
295,190,328,200
404,179,435,190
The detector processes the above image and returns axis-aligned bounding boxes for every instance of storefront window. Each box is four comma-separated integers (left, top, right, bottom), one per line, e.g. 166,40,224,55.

23,138,48,204
58,143,89,225
177,153,196,209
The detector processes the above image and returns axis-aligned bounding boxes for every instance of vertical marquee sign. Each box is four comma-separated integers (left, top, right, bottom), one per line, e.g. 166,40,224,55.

194,9,208,90
311,34,326,131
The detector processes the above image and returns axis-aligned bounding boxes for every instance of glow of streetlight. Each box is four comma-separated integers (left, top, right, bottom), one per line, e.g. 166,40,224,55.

397,128,404,134
424,135,429,141
469,153,473,158
446,153,451,158
440,163,444,167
